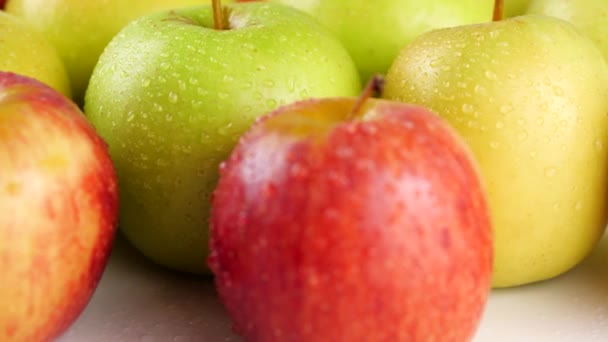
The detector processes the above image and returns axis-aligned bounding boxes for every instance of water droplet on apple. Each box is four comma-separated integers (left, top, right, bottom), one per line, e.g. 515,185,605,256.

574,201,583,211
218,92,229,99
158,75,167,83
489,141,500,149
518,131,528,141
552,86,564,96
484,70,498,80
142,78,151,87
462,104,474,113
495,121,504,129
168,92,178,104
536,117,544,126
290,163,309,178
165,114,173,122
266,99,277,108
217,123,233,136
153,103,163,112
529,151,537,158
544,167,557,177
499,105,512,114
474,84,487,96
126,111,135,122
263,79,275,87
595,139,604,151
178,80,186,90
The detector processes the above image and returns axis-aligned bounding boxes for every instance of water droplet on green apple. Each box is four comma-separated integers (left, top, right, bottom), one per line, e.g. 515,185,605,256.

168,92,178,104
142,78,151,87
158,76,167,83
484,70,498,80
126,111,135,122
266,99,277,108
217,123,233,136
165,114,173,122
177,80,186,90
462,104,474,113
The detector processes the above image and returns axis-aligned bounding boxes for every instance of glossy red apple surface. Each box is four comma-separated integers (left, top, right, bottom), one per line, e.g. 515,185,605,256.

209,96,493,341
0,72,119,341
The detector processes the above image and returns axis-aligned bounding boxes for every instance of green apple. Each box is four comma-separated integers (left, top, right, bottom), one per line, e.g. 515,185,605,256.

527,0,608,61
0,12,70,97
5,0,227,104
504,0,531,17
384,15,608,287
270,0,494,83
84,2,361,273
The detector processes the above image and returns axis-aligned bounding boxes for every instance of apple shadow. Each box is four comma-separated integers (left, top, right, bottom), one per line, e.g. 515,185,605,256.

60,233,242,342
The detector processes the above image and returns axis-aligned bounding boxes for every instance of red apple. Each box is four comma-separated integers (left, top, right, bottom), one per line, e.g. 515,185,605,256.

0,0,5,9
0,72,118,341
208,94,493,341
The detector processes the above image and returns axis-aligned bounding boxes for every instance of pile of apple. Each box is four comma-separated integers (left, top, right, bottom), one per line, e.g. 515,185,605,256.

1,0,607,340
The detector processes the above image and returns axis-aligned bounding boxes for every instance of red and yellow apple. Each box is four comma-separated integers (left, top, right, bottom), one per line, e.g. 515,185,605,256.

209,95,493,341
0,72,119,341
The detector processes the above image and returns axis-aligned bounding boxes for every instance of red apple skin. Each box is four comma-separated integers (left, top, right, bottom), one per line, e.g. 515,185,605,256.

0,72,119,341
0,0,5,9
209,98,493,342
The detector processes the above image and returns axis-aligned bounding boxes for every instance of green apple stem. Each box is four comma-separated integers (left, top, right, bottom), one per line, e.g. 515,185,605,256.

347,75,385,120
212,0,226,30
493,0,504,21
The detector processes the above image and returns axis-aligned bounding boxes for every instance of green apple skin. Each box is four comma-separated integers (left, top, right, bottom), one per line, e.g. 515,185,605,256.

84,3,361,274
5,0,224,104
0,12,70,97
505,0,531,17
527,0,608,62
384,16,608,287
271,0,494,83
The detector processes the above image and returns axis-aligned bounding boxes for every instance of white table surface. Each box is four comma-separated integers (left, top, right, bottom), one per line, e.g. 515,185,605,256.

60,233,608,342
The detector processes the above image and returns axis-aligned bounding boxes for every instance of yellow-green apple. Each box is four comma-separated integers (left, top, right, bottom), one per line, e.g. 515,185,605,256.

208,90,493,341
504,0,531,17
527,0,608,61
270,0,495,83
5,0,227,104
384,14,608,287
0,72,118,341
0,11,70,97
84,1,361,273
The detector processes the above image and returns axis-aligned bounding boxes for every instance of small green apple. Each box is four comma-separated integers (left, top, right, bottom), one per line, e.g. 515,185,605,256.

271,0,495,83
384,15,608,287
5,0,226,104
0,12,70,97
526,0,608,62
84,2,361,273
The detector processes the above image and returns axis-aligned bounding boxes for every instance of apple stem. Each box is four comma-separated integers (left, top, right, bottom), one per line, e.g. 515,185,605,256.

493,0,504,21
347,75,385,120
212,0,225,30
